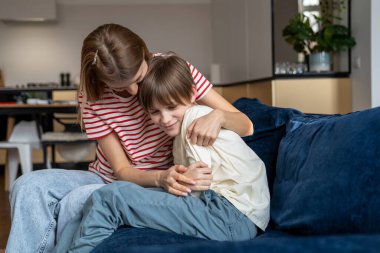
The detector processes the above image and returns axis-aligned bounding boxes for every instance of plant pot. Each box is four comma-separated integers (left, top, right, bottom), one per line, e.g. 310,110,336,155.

309,52,331,72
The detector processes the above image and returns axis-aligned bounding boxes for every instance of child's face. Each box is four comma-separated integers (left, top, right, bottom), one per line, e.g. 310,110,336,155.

148,99,193,137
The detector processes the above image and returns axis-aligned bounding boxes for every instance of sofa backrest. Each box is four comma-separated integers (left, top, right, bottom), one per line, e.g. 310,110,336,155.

235,98,380,234
233,98,303,195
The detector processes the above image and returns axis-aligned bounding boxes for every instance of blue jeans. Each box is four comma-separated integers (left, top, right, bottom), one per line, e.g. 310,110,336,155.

55,181,257,253
6,169,105,253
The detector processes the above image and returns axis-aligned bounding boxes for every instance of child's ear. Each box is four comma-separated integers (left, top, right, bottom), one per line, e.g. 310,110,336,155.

191,85,197,103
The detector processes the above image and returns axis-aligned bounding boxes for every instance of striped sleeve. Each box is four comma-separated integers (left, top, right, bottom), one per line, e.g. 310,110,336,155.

188,63,213,100
79,96,113,140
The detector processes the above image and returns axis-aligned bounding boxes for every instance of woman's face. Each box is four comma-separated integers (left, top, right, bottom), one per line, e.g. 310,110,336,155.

107,60,148,96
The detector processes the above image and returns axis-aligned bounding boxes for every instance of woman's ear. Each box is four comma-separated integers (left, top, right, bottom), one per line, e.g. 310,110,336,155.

191,85,197,103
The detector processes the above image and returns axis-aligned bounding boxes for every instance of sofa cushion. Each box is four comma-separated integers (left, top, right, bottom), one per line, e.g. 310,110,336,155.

271,108,380,234
233,98,302,195
93,226,380,253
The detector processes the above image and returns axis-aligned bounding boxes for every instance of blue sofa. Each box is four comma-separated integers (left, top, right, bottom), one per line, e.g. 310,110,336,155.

92,98,380,253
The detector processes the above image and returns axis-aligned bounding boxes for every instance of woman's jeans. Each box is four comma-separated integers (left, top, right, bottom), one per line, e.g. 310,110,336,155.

55,181,257,253
5,169,105,253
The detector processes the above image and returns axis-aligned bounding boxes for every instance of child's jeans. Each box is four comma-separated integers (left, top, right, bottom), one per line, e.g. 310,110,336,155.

6,169,105,253
55,181,257,253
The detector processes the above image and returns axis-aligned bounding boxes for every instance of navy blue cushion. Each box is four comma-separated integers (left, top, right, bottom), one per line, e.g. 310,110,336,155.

271,108,380,234
233,98,302,195
93,226,380,253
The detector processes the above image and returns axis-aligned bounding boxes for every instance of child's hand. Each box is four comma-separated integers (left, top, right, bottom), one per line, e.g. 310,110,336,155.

187,109,224,146
182,161,212,191
158,165,195,196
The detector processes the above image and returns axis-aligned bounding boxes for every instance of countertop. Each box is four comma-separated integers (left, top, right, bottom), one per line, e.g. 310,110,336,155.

213,72,350,87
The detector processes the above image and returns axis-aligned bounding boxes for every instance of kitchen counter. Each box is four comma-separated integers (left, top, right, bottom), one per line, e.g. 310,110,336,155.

212,74,352,115
213,72,350,87
0,86,77,93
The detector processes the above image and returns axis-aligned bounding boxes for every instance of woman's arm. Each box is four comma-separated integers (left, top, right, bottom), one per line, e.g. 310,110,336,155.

97,132,196,196
188,88,253,146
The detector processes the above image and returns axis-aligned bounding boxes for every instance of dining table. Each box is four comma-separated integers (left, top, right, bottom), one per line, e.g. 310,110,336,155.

0,102,78,190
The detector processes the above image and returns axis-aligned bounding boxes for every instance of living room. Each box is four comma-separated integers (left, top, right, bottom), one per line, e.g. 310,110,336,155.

0,0,379,251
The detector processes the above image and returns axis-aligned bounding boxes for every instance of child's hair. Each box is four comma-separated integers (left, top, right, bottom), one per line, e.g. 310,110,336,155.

80,23,150,102
138,52,195,112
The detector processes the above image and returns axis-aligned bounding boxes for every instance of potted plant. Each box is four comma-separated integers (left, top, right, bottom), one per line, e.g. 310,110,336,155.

282,2,356,72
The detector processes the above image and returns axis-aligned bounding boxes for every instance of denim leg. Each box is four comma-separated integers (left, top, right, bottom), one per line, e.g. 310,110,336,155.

6,169,104,253
53,184,105,253
56,184,106,241
67,181,257,253
216,195,258,241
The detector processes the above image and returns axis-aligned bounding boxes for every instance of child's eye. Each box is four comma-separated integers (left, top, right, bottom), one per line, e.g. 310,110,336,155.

167,105,178,110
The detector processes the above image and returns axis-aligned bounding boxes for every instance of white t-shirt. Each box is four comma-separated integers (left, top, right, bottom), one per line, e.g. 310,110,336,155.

173,105,270,231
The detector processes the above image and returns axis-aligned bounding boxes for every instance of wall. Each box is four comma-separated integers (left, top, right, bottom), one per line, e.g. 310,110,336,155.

371,0,380,107
0,1,377,107
246,0,272,80
210,0,247,84
0,2,212,86
273,0,299,63
210,0,272,84
351,0,371,110
351,0,380,110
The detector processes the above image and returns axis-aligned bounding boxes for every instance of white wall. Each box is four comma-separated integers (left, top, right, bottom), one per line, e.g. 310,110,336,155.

210,0,247,84
351,0,380,110
210,0,271,84
246,0,272,80
351,0,371,110
273,0,299,63
371,0,380,107
0,1,377,107
0,3,212,86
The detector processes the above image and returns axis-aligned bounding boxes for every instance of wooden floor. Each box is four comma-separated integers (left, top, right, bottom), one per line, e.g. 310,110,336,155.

0,168,11,249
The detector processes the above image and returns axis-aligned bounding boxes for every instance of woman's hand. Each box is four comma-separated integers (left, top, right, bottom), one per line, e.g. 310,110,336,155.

158,165,196,196
182,161,212,191
187,109,224,146
197,89,254,137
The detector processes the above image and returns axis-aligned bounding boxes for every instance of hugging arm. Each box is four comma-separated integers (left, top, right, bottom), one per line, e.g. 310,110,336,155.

97,132,196,196
177,108,214,192
182,133,214,191
188,89,253,146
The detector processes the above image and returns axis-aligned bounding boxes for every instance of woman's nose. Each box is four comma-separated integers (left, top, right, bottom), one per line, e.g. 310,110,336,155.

126,83,139,96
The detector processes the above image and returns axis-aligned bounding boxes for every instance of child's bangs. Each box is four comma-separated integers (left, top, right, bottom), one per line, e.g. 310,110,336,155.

153,83,190,107
158,87,190,106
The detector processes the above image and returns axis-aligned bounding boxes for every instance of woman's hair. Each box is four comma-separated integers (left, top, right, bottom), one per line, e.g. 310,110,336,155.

80,23,150,102
138,52,195,112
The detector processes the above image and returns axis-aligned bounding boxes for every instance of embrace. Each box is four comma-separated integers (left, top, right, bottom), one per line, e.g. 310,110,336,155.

6,24,270,253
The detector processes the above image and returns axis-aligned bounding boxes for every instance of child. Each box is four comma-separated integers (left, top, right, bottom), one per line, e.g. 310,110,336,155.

7,24,254,253
56,53,270,253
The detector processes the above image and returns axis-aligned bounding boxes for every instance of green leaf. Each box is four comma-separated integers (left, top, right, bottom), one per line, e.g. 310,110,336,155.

282,11,356,54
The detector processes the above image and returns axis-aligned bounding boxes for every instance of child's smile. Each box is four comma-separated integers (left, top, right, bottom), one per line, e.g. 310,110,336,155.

148,99,192,137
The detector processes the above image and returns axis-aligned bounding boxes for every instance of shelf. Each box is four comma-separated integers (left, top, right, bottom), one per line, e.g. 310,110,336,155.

274,72,350,79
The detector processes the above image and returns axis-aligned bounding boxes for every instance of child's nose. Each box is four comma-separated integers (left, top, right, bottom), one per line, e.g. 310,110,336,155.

161,111,171,124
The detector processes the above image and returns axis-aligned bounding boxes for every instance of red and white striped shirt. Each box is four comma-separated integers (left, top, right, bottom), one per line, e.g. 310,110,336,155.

81,63,212,183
